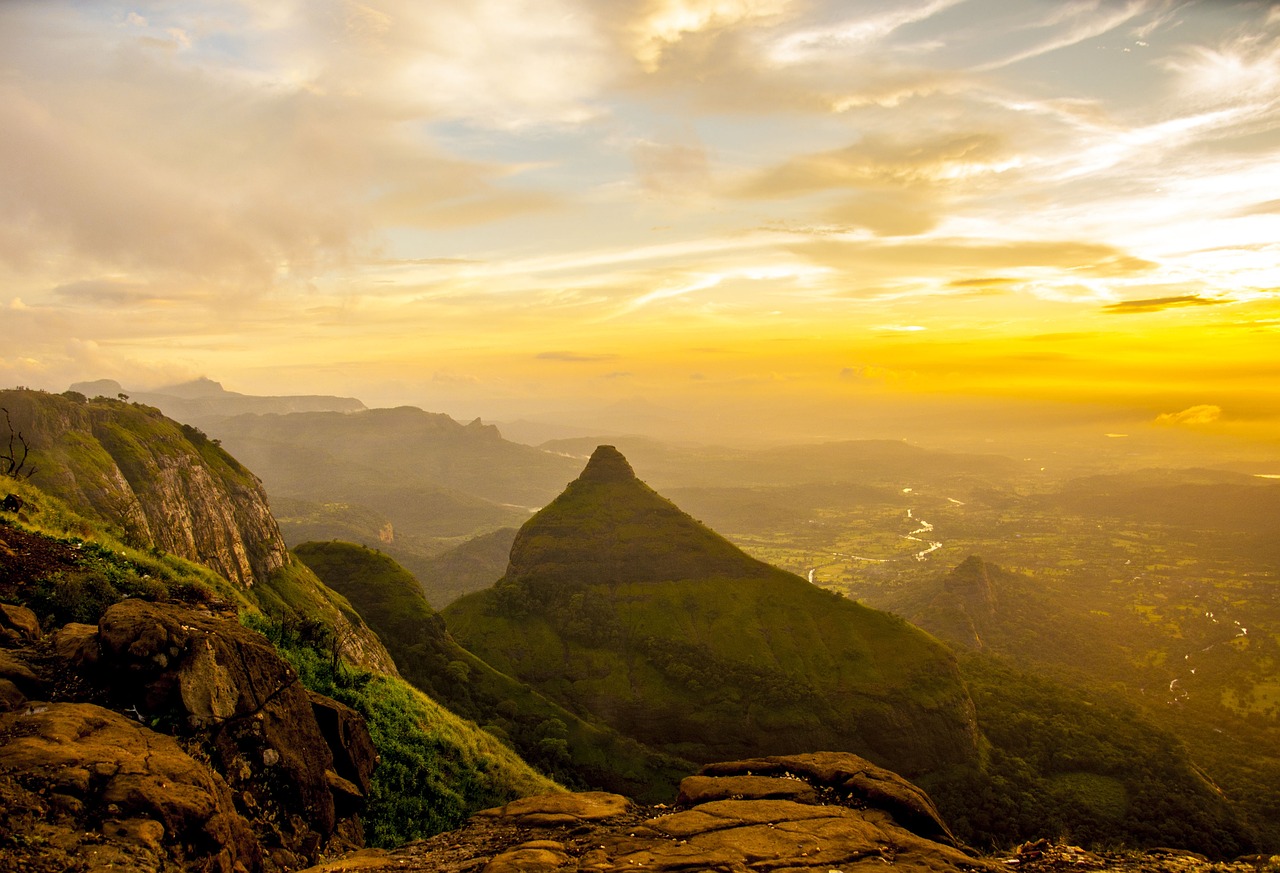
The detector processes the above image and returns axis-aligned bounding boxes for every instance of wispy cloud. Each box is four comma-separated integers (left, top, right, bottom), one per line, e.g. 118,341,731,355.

1102,294,1225,314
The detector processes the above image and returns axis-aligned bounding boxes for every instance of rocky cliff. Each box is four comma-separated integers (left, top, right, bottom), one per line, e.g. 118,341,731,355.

2,388,287,587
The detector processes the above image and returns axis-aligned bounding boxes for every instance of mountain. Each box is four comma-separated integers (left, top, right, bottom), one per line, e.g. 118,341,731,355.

3,387,286,587
197,405,579,573
295,540,693,799
68,377,366,421
444,445,980,776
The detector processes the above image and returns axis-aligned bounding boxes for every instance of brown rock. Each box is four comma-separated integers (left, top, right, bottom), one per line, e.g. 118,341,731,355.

48,621,100,667
0,602,41,645
0,677,24,712
0,649,47,696
309,689,377,795
676,774,818,805
474,791,631,826
481,842,570,873
302,789,992,873
98,599,340,840
0,701,261,872
700,751,958,845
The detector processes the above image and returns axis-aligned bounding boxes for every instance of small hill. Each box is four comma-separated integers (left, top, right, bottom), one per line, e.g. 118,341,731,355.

294,540,693,800
444,446,980,776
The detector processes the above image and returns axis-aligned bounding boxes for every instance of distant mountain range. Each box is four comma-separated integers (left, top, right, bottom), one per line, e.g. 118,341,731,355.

68,377,366,421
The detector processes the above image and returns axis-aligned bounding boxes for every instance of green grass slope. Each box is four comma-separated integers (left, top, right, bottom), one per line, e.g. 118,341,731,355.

294,540,694,800
444,445,979,776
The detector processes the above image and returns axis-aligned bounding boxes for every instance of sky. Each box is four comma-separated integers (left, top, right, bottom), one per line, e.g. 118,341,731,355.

3,0,1280,451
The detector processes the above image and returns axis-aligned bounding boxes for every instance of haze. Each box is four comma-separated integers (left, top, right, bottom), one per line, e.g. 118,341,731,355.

3,0,1279,459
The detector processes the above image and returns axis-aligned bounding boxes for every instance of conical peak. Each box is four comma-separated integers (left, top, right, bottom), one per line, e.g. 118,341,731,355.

577,445,636,483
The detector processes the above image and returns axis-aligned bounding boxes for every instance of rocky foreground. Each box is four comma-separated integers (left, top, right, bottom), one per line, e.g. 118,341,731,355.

301,754,1280,873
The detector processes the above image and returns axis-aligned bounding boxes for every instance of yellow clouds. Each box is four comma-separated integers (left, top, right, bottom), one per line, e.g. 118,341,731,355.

629,0,792,72
1156,405,1222,427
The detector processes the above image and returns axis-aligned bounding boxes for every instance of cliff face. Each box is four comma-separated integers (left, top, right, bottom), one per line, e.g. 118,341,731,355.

2,388,286,587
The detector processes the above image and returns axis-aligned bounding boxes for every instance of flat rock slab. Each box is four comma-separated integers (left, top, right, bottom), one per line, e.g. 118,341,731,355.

677,774,818,805
303,792,992,873
474,791,632,827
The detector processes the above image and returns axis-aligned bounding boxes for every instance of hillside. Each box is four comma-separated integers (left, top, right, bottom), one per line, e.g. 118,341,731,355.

2,387,286,587
444,445,980,775
410,526,517,607
196,405,578,571
1,440,559,862
294,540,693,800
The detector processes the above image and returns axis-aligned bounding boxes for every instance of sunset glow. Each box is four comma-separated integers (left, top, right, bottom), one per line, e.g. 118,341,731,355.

3,0,1279,448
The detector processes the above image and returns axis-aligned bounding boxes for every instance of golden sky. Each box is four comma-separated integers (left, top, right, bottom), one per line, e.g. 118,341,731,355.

2,1,1279,448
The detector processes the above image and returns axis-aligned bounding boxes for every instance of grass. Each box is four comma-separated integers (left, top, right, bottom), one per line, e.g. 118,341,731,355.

241,612,560,847
294,540,695,801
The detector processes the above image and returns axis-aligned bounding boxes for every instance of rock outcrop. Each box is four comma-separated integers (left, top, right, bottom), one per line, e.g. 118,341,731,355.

0,597,377,871
0,702,261,873
299,751,992,873
2,388,288,587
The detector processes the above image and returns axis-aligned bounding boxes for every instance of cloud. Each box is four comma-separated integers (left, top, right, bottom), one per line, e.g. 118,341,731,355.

536,351,620,362
794,238,1155,277
627,0,792,72
740,132,1012,199
633,137,712,199
1155,404,1222,426
1102,294,1225,314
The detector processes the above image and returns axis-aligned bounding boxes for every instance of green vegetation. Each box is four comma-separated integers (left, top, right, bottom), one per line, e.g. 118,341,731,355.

674,463,1280,852
2,478,559,850
443,446,978,776
922,655,1251,859
0,476,249,626
241,612,559,847
294,540,694,800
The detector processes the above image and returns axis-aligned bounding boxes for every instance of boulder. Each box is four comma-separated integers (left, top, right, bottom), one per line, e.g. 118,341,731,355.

301,776,990,873
699,751,958,845
48,621,100,667
676,773,817,805
0,649,47,698
0,701,260,872
95,600,374,864
309,689,377,796
0,602,41,645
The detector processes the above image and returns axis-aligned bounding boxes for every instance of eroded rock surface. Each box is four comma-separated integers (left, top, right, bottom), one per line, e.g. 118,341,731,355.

0,702,259,873
301,757,991,873
0,598,377,872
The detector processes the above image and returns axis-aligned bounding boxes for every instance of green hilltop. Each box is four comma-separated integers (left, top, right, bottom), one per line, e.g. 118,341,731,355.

444,445,980,775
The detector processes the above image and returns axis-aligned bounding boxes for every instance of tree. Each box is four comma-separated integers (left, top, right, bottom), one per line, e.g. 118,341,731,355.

1,407,37,480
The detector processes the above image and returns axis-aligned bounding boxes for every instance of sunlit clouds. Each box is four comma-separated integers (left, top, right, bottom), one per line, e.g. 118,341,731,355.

2,0,1279,444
